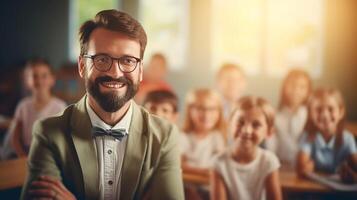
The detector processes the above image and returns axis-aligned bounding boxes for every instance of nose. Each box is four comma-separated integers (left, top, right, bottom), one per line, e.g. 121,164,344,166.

241,124,252,136
107,60,124,78
320,108,330,120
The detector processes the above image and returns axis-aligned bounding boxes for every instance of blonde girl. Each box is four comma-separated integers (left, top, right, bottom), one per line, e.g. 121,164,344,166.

211,96,282,200
297,88,357,176
268,69,312,166
181,88,226,172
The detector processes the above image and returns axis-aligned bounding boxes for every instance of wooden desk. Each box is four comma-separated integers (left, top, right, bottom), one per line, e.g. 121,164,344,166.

183,168,331,193
279,169,330,193
183,172,209,185
0,157,27,190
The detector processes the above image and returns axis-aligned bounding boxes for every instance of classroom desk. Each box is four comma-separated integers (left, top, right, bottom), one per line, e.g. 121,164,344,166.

279,168,330,193
183,168,331,193
0,157,27,190
182,169,350,199
183,172,209,185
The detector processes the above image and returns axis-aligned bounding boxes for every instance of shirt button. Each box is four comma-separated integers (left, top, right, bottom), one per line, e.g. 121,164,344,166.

108,180,113,185
107,149,112,154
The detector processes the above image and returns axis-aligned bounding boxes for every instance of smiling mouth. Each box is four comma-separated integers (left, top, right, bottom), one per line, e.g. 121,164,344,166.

100,81,126,89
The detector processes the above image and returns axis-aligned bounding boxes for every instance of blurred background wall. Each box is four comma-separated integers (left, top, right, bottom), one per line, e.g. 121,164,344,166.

0,0,356,120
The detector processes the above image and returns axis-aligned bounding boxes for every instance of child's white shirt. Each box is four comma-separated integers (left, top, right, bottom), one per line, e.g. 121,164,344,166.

266,106,307,166
180,131,225,168
213,148,280,200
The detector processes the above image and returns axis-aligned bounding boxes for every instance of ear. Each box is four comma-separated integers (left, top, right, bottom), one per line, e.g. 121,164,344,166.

267,126,275,138
339,107,346,121
139,62,143,82
241,77,247,91
172,113,179,124
49,72,56,88
78,56,85,78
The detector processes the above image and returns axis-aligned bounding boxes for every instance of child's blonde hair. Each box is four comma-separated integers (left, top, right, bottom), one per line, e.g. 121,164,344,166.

229,96,275,138
279,69,312,110
182,88,226,134
304,87,346,148
216,63,245,79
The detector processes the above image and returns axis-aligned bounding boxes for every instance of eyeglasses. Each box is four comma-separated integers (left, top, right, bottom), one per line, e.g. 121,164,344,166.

83,54,141,73
191,105,219,112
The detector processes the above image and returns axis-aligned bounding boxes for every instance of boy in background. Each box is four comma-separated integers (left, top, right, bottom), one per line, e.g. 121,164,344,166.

143,89,178,124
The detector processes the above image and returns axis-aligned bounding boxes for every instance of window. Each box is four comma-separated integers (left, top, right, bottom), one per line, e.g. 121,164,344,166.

139,0,189,70
69,0,119,60
212,0,324,77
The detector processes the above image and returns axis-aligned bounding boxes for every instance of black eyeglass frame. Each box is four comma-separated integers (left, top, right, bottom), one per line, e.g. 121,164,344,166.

83,54,142,73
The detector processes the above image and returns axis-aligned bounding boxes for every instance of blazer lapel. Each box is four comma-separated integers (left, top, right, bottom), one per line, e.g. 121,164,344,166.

70,96,99,200
120,102,148,199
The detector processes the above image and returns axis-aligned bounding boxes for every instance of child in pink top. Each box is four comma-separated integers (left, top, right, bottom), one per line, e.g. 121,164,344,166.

8,59,66,157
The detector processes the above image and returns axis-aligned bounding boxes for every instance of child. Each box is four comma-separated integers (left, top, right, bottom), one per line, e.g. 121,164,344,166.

267,69,312,166
216,63,246,120
297,88,357,176
181,88,226,171
135,53,172,104
181,88,226,200
143,89,178,124
9,58,66,157
211,96,282,200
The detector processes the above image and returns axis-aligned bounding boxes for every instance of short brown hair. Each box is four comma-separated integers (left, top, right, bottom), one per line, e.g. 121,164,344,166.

25,58,53,74
230,96,275,137
143,90,178,112
79,9,147,58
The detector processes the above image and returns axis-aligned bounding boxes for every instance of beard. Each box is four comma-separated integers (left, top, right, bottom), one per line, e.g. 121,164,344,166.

86,75,139,112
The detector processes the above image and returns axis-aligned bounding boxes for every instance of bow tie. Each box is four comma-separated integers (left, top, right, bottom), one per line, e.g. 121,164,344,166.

91,126,127,141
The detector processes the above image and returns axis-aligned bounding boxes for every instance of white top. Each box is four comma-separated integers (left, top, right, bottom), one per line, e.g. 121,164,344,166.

266,106,307,166
180,131,225,168
86,100,133,200
213,148,280,200
13,97,66,150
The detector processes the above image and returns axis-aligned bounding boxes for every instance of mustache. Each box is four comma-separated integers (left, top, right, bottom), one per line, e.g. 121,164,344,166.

94,76,132,85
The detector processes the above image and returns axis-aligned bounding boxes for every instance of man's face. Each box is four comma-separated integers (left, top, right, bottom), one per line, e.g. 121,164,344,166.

78,28,143,112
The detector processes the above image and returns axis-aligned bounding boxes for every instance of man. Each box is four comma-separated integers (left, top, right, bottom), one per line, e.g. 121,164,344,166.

21,10,184,200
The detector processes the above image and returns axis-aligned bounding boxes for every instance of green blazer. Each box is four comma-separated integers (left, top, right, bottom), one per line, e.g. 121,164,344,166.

21,96,184,200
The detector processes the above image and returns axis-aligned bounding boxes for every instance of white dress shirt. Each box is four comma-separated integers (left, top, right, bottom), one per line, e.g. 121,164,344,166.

86,100,133,200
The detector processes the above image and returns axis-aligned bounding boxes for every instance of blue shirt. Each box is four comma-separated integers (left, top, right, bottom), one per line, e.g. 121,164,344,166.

299,130,357,173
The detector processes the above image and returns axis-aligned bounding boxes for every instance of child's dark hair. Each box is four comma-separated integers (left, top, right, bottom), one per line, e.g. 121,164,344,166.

25,58,53,74
143,90,178,112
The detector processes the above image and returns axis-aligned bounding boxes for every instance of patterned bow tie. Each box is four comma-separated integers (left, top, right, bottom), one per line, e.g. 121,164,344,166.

91,126,127,141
